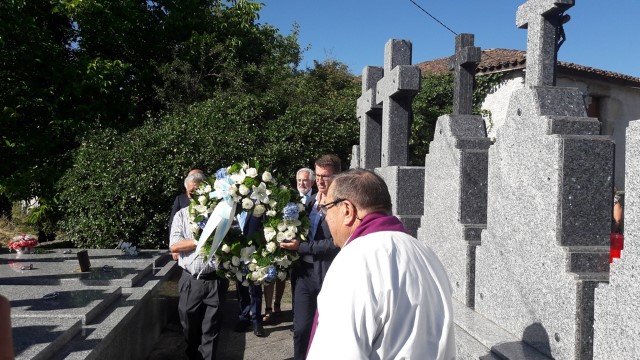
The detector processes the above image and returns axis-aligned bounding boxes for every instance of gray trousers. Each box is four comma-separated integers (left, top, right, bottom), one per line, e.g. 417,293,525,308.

178,270,221,360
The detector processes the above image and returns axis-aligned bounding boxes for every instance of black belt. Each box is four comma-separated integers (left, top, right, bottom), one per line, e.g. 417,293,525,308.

183,268,218,280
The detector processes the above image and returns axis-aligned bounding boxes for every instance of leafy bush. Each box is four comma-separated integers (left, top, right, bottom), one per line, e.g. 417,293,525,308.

58,65,359,249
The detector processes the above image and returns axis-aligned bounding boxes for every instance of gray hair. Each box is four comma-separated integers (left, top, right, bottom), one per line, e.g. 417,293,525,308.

184,172,206,189
297,167,316,182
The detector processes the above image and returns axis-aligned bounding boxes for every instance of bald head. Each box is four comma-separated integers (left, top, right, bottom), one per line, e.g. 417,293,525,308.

329,169,392,214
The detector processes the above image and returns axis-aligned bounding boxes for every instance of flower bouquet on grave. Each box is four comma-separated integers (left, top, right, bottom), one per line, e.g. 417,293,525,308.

188,161,309,285
8,234,38,253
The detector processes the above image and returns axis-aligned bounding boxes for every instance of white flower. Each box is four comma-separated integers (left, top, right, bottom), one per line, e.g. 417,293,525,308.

238,184,250,195
248,263,257,271
269,199,277,207
194,205,207,214
277,222,287,232
277,271,287,281
223,261,230,269
246,167,258,178
203,184,212,193
241,162,249,170
266,210,276,217
276,256,292,268
264,227,276,241
287,225,298,233
231,256,240,267
266,241,277,253
276,232,286,242
221,244,231,253
190,223,200,234
262,171,273,182
240,246,256,262
230,169,247,184
253,204,266,217
242,198,254,210
298,203,305,211
284,230,296,240
198,195,207,205
251,182,271,204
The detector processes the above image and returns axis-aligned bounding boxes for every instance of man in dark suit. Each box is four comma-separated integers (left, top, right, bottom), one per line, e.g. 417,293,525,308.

280,154,342,360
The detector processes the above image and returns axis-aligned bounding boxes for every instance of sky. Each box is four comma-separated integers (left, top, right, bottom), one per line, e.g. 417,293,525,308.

258,0,640,78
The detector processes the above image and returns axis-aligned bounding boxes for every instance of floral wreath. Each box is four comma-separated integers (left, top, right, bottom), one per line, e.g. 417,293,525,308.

8,234,38,252
188,161,309,286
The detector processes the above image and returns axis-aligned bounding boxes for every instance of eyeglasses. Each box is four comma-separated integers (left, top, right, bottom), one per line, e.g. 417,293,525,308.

319,198,346,215
316,174,333,181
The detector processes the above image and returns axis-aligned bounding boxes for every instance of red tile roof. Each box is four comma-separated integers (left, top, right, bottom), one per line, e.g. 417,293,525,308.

416,49,640,87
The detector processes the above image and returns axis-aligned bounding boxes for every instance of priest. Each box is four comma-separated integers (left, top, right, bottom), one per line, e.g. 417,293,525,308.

306,169,455,359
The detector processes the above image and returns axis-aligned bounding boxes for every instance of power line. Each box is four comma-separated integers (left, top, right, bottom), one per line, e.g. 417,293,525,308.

407,0,503,65
408,0,458,36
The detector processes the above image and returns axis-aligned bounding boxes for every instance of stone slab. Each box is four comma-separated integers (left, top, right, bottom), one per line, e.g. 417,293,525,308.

0,250,168,287
6,284,121,325
12,317,82,360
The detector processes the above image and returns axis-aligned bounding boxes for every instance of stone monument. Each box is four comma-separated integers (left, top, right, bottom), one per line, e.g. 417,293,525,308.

360,39,424,234
592,120,640,359
418,33,490,308
473,0,613,359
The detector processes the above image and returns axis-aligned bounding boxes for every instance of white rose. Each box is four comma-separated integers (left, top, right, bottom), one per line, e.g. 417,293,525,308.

221,244,231,253
238,184,250,195
266,241,277,253
262,171,272,182
253,204,266,217
194,205,207,214
298,203,305,211
264,227,276,241
231,256,240,267
203,184,212,193
287,225,297,233
269,199,277,207
276,232,286,242
246,168,258,178
285,230,296,240
242,198,254,210
277,222,287,231
248,263,257,271
198,195,207,205
266,210,276,217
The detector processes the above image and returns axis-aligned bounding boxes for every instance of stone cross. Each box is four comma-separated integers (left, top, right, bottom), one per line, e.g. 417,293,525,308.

448,34,481,115
516,0,574,86
356,66,384,169
375,39,420,167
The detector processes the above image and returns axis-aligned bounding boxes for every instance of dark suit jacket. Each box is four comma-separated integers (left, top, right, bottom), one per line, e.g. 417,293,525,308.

297,193,340,286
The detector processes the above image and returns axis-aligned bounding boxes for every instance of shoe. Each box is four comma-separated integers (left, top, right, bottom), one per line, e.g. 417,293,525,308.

262,307,273,322
234,320,251,333
253,324,266,337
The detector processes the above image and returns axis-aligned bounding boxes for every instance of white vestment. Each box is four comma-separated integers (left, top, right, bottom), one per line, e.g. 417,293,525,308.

307,230,456,360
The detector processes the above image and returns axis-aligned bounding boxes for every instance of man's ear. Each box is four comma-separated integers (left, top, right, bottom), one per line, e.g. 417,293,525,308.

343,201,358,226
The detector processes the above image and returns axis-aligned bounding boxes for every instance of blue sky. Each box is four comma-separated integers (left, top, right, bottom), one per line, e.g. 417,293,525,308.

259,0,640,78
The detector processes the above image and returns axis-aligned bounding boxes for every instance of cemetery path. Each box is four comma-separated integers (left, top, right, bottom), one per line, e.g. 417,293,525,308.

146,269,295,360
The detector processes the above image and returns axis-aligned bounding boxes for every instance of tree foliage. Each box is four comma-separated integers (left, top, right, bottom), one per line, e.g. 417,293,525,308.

58,61,359,248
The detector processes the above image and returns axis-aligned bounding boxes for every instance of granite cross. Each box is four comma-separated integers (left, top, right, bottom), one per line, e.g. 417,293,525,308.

356,66,384,169
448,33,481,115
375,39,420,167
516,0,574,87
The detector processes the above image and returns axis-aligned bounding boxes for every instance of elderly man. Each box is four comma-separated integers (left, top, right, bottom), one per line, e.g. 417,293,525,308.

280,154,342,360
296,167,316,206
306,169,456,360
169,171,222,360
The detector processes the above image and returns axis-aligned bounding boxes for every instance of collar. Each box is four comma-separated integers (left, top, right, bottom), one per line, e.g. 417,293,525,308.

345,211,408,246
